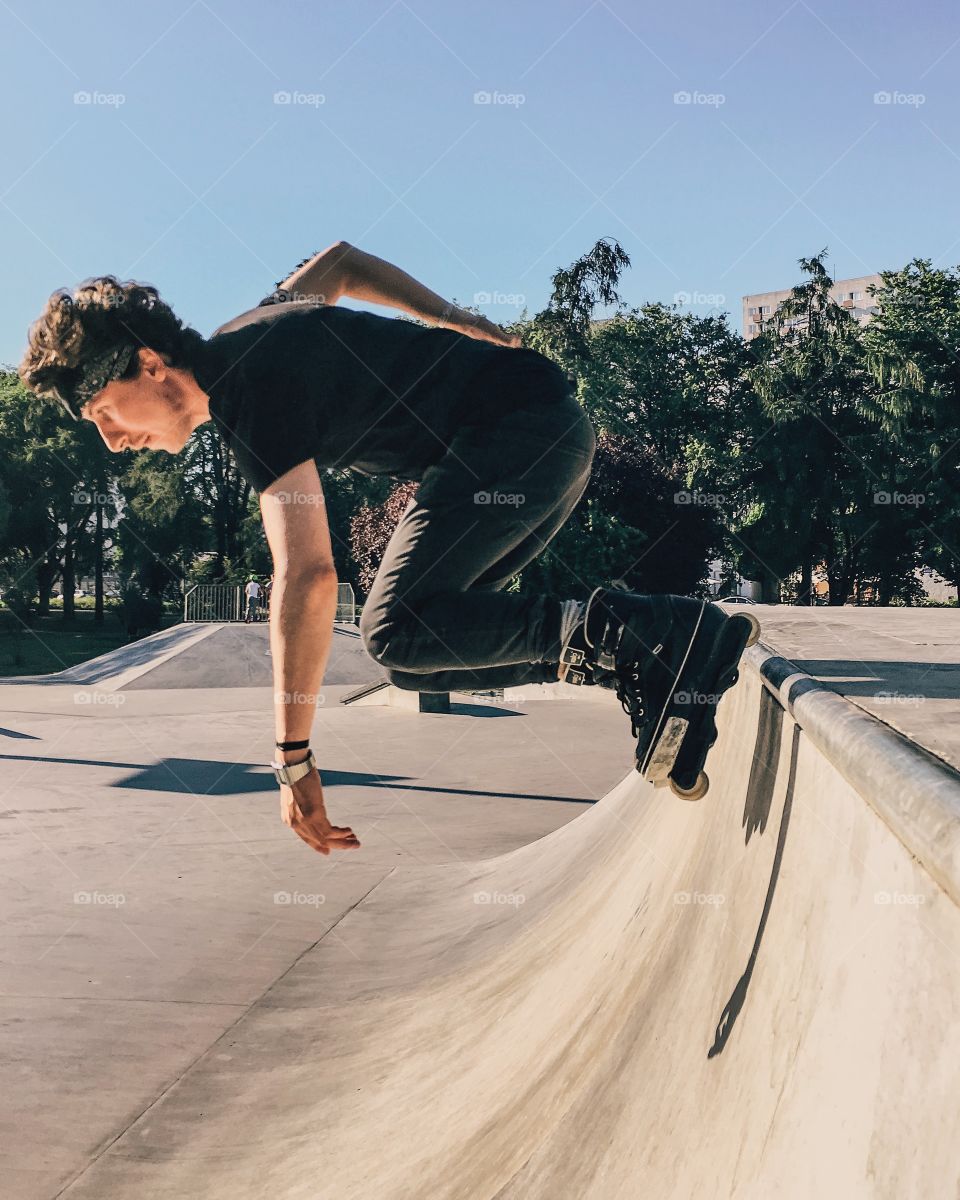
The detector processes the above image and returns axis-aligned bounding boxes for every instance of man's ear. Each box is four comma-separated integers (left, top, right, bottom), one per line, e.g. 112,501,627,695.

140,347,170,380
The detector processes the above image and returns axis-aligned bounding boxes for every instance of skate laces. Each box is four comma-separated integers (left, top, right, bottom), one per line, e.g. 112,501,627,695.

603,618,652,738
613,668,646,737
584,583,650,736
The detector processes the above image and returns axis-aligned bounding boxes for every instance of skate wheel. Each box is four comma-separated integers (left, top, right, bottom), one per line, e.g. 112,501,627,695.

670,771,709,801
736,612,761,647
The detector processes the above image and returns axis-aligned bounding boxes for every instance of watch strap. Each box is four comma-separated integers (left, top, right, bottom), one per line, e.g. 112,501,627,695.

271,749,316,787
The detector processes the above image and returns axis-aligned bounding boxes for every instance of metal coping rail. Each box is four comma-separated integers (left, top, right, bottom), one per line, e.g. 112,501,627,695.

745,641,960,908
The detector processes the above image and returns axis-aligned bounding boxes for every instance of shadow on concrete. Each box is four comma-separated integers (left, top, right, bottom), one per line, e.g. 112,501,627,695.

319,769,595,804
790,659,960,701
0,754,596,805
708,722,800,1059
448,702,522,718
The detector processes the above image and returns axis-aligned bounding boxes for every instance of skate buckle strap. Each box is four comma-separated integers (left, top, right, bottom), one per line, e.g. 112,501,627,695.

559,645,586,668
558,643,588,686
596,615,622,672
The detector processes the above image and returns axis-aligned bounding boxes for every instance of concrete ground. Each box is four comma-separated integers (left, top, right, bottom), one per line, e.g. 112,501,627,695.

1,611,958,1198
0,626,627,1199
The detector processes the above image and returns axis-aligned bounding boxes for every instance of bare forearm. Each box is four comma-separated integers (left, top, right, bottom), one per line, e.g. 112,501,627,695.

342,246,459,325
270,572,339,757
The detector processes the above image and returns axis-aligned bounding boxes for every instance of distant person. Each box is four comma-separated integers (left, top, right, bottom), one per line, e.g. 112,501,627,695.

243,576,261,623
264,573,274,617
17,242,756,855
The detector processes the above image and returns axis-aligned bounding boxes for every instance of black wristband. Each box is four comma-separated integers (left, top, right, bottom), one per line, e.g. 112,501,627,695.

276,738,310,751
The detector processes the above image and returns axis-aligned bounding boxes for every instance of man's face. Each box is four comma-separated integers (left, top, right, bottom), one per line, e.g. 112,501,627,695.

80,350,195,454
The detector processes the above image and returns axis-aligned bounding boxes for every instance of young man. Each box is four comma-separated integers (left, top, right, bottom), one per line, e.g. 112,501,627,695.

18,242,757,856
243,576,262,623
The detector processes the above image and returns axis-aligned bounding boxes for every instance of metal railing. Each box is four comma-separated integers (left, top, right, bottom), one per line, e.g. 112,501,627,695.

184,584,243,623
183,582,357,624
336,583,356,624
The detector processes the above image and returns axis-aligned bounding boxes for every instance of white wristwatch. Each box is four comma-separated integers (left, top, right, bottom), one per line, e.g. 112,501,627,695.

271,749,317,787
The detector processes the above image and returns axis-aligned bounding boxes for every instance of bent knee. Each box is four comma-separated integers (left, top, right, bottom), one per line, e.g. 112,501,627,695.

360,612,408,669
555,405,596,471
574,408,597,462
384,668,423,692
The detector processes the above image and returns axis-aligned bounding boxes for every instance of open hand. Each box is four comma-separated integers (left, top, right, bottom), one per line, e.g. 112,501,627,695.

280,769,360,855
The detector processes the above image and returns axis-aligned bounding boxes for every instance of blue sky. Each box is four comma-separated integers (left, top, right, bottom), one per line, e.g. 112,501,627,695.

2,0,959,366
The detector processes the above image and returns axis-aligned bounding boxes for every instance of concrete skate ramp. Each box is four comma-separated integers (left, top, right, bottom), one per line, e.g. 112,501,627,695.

61,648,960,1199
0,622,378,691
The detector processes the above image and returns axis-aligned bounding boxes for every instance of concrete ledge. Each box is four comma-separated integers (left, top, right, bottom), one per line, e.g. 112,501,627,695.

747,641,960,907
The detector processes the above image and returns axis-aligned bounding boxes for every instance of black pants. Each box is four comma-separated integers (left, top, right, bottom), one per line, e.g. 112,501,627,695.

359,362,597,692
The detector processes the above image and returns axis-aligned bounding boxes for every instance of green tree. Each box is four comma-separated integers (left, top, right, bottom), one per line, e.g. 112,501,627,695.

746,251,889,605
864,258,960,600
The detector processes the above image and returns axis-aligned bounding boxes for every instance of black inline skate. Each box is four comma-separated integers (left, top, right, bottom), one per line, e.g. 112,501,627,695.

558,585,760,799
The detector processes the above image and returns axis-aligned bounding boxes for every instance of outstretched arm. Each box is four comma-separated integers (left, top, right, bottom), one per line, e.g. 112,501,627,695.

331,242,521,347
259,459,360,857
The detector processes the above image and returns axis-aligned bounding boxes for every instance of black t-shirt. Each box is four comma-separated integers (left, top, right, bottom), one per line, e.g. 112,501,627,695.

194,299,564,492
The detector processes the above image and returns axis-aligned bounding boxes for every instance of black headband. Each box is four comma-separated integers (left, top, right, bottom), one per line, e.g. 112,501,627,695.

43,342,139,420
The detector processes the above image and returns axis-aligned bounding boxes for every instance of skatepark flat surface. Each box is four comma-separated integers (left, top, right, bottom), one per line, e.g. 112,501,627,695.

750,605,960,772
1,611,959,1198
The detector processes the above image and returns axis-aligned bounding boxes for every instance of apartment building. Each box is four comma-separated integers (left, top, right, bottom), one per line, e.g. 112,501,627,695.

743,272,883,339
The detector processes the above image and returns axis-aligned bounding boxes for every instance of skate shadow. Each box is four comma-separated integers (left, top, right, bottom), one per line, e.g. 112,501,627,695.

708,721,800,1059
742,687,784,843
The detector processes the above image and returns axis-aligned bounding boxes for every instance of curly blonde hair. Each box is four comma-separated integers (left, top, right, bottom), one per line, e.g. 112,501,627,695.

18,275,206,411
